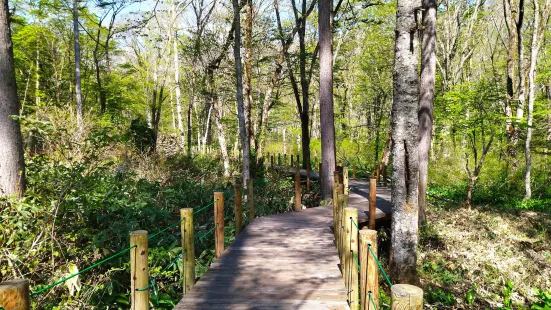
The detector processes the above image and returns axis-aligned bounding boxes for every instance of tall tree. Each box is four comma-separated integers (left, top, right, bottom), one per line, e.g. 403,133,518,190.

0,0,25,197
233,0,250,185
73,0,83,131
525,0,551,199
389,0,420,283
418,0,437,225
319,0,336,199
244,0,254,149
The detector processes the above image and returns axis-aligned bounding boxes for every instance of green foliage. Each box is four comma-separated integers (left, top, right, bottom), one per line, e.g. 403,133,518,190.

128,118,155,153
531,289,551,310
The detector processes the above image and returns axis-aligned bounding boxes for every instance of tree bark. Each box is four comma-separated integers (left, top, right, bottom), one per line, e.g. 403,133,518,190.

0,0,25,197
214,101,230,177
233,0,250,185
418,0,437,225
389,0,420,284
319,0,336,199
244,0,254,149
73,0,83,132
524,0,551,199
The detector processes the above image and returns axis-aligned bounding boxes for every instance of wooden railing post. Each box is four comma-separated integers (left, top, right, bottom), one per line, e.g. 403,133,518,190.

337,190,346,264
130,230,149,310
284,154,287,167
360,229,378,310
391,284,423,309
343,167,349,194
294,162,301,211
234,184,243,235
271,155,274,169
344,207,359,309
214,192,224,258
181,208,195,295
297,155,300,168
0,279,30,310
247,179,254,220
306,162,311,192
369,178,377,230
332,181,339,236
291,154,294,167
353,163,356,179
278,153,281,166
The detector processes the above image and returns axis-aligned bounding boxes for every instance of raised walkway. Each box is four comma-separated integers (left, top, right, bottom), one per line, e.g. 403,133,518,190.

174,179,392,310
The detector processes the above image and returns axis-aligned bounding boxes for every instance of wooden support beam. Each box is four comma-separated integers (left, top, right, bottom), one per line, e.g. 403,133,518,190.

247,179,254,220
130,230,149,310
360,229,378,310
369,178,377,230
294,163,301,211
391,284,423,310
214,192,225,258
278,153,281,166
344,207,359,309
343,167,349,195
0,279,29,310
332,180,339,236
234,184,243,235
181,208,195,295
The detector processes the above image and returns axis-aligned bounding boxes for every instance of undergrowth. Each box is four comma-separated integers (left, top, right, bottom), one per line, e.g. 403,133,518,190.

0,122,304,309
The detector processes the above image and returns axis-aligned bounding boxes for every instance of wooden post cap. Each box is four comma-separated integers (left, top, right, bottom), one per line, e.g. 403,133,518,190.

0,280,29,310
391,284,423,310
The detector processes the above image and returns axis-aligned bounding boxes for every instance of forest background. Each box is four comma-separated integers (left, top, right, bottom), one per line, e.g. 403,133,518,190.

0,0,550,307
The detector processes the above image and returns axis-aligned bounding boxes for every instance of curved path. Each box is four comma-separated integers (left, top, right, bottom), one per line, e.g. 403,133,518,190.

175,179,392,310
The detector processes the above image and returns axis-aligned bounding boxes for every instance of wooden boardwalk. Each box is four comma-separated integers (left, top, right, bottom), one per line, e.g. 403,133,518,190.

175,179,392,310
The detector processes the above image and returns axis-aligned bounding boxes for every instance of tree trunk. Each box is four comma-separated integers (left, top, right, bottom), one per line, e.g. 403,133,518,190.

244,0,254,150
233,0,250,185
319,0,336,199
173,30,186,152
214,101,230,178
389,0,420,284
0,0,25,197
256,49,286,164
418,0,436,225
187,88,193,155
73,0,83,132
525,0,550,199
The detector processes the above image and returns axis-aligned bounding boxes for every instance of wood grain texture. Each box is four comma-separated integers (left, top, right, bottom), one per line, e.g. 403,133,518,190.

130,230,148,310
214,192,224,259
391,284,423,310
235,185,243,235
0,279,29,310
175,178,391,310
181,208,195,296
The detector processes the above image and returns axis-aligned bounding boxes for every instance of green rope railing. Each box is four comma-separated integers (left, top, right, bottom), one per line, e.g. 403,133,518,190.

352,251,360,271
193,199,218,215
31,245,137,296
149,218,186,240
367,244,392,287
29,192,235,300
136,250,185,305
368,290,378,310
195,225,216,243
351,218,360,231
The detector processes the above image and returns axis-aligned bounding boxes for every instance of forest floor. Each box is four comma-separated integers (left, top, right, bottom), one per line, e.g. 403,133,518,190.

419,198,551,309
